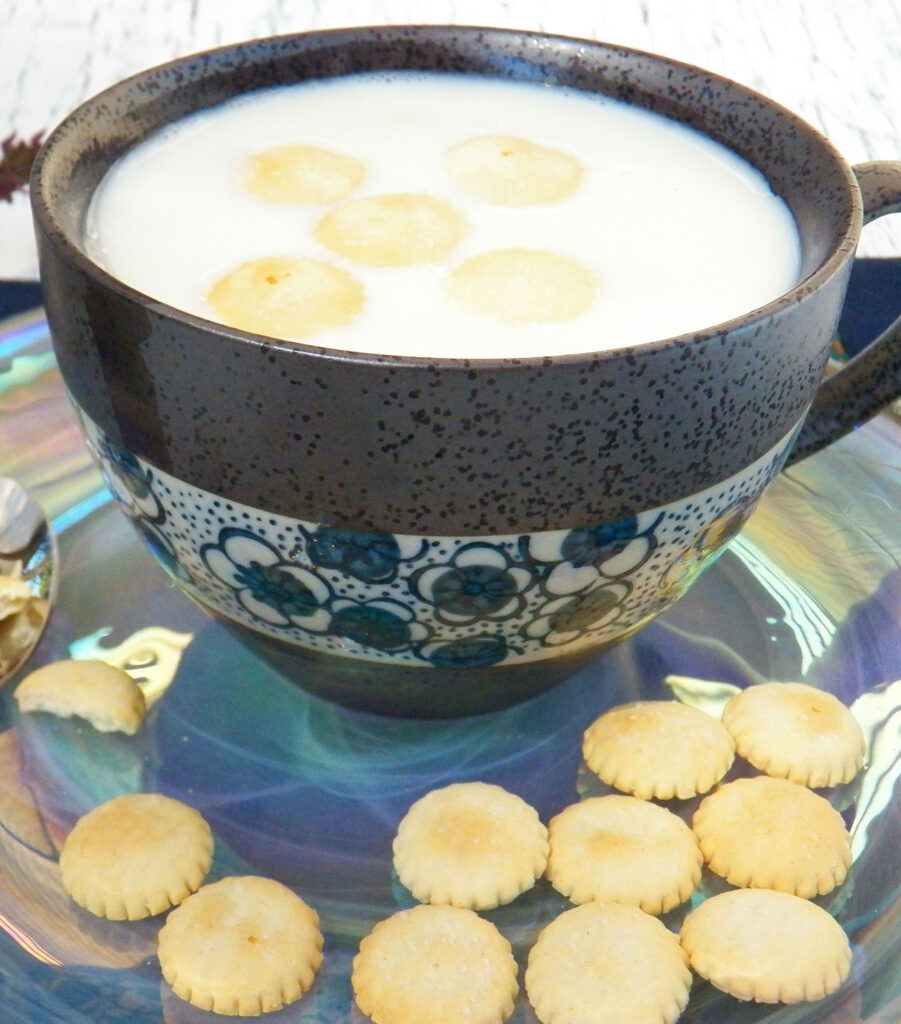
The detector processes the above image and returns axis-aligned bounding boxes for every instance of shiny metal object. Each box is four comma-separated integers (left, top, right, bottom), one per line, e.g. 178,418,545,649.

0,476,56,683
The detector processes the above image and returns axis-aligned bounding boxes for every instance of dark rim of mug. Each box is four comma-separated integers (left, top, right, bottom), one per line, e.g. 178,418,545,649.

30,24,863,369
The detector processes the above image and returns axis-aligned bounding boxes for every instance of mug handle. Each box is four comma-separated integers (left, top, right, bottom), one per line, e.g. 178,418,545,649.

787,159,901,464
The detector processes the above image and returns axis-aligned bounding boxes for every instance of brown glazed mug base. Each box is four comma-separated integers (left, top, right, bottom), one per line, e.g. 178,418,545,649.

216,619,617,718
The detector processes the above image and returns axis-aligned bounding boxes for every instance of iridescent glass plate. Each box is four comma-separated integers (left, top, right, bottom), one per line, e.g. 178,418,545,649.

0,308,898,1023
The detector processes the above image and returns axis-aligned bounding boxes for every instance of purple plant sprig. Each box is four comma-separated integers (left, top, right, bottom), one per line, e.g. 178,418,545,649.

0,132,44,203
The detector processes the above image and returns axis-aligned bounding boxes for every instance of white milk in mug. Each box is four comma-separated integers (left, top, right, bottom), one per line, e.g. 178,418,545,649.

85,72,801,359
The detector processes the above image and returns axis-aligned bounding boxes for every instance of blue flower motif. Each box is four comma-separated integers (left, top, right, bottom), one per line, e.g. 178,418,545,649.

409,543,533,625
432,564,518,614
561,517,642,567
525,513,662,579
328,598,427,653
94,432,165,523
547,585,627,633
304,527,405,583
526,580,631,647
97,436,153,501
421,635,509,668
202,528,331,630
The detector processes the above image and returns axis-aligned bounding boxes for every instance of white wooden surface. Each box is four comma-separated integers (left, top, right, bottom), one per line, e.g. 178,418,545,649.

3,0,901,279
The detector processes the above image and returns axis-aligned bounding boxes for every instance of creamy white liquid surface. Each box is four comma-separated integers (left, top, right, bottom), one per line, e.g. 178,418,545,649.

85,72,802,359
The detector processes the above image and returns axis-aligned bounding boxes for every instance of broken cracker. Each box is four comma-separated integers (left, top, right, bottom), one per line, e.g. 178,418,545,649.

15,658,147,734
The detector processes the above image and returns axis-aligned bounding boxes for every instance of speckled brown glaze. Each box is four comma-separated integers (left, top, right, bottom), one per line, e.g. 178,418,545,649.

33,25,899,536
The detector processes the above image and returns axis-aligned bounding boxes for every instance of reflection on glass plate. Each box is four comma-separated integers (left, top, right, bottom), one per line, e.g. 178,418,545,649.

0,308,899,1024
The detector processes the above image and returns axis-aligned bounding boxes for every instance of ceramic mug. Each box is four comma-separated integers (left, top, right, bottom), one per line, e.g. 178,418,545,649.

31,27,901,716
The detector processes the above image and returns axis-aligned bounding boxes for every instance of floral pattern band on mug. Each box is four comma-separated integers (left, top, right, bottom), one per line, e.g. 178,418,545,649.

79,406,798,669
